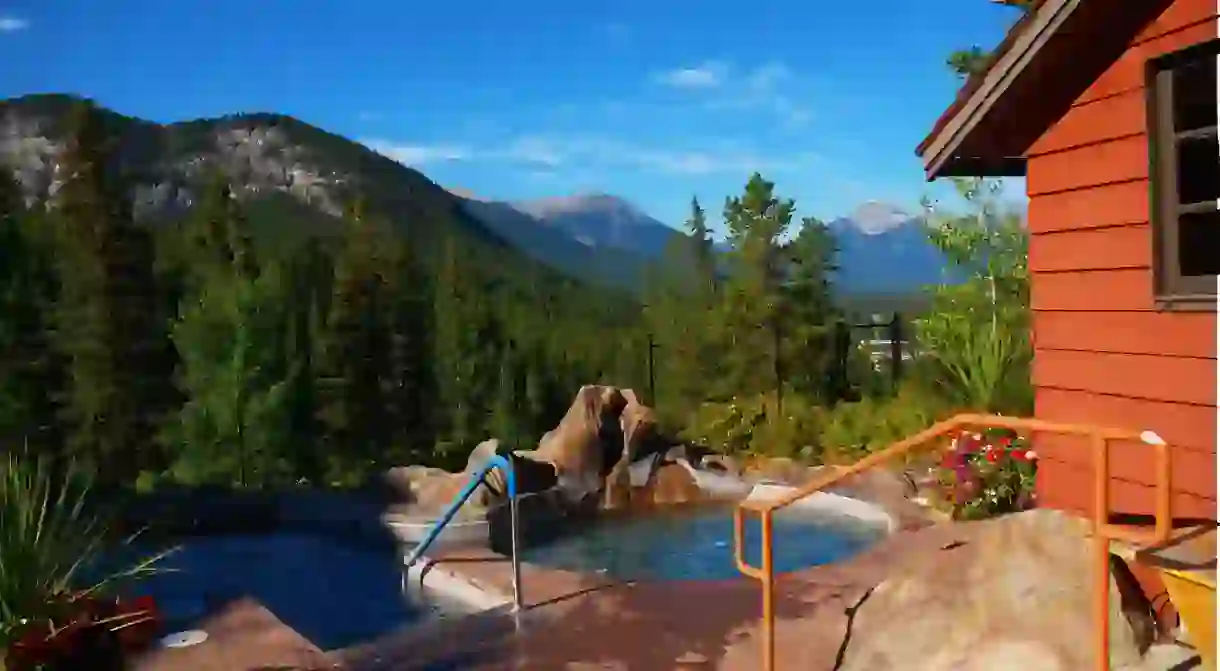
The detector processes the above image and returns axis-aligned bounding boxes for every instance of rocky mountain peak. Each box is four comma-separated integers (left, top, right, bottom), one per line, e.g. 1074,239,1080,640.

0,95,351,218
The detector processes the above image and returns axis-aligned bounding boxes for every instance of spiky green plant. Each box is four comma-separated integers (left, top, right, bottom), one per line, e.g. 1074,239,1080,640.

0,453,173,659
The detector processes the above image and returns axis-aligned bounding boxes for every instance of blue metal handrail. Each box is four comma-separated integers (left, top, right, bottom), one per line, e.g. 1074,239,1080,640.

401,453,523,611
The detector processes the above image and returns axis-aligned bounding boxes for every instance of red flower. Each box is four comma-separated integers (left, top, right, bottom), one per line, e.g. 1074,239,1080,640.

955,433,983,454
984,447,1004,464
1009,449,1029,463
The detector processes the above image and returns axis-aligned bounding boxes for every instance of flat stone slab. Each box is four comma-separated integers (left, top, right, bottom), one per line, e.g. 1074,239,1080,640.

337,523,967,670
133,597,339,671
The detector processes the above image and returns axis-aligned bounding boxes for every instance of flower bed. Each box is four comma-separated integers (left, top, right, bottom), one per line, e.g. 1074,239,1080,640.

5,593,161,671
935,429,1038,520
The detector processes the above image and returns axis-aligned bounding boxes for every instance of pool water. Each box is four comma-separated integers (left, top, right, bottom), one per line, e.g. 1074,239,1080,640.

121,533,458,651
521,504,886,581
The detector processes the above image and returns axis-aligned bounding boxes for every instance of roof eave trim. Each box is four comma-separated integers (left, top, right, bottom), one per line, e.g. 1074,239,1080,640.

920,0,1083,179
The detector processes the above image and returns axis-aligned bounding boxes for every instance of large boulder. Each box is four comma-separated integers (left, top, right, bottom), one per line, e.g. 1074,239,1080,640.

604,389,663,509
526,384,628,503
383,440,512,517
839,508,1153,671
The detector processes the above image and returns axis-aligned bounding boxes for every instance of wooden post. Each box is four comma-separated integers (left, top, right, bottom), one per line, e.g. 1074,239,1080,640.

832,319,850,402
889,313,904,391
646,332,657,406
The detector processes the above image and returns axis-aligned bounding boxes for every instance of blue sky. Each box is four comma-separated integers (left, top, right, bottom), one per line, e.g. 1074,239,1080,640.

0,0,1025,235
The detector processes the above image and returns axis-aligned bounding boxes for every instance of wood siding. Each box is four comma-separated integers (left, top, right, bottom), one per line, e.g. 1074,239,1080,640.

1025,0,1218,521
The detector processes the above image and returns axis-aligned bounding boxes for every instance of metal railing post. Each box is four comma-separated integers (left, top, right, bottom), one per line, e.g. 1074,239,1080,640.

732,414,1179,671
402,453,524,613
509,485,523,612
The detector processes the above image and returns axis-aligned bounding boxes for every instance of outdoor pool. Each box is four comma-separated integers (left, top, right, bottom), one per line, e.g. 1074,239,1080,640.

123,532,465,651
520,503,887,581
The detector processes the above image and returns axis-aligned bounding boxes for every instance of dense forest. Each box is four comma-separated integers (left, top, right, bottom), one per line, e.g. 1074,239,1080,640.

0,97,1030,492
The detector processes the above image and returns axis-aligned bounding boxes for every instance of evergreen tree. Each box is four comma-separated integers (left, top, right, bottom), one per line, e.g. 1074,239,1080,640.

316,200,395,476
684,196,717,295
280,238,333,483
382,246,435,464
189,171,258,281
432,237,502,454
168,264,299,487
716,173,794,401
780,216,840,400
50,101,172,482
0,170,65,455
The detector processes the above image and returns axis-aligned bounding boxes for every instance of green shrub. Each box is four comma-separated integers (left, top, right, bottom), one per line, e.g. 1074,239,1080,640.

679,392,821,459
817,383,952,464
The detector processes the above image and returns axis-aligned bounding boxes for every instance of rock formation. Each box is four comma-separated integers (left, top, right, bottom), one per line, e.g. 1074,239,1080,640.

838,508,1153,671
385,385,630,517
603,388,662,509
522,384,627,503
384,385,745,523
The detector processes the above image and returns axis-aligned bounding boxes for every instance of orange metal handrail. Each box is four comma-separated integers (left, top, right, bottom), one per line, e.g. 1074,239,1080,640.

732,413,1174,671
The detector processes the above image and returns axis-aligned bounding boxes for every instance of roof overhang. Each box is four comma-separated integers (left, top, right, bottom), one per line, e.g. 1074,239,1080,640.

916,0,1177,180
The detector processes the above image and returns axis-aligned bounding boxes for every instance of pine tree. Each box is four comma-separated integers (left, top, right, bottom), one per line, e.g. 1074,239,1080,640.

0,170,65,455
382,246,435,465
316,200,394,476
432,237,501,454
280,238,333,483
780,216,840,400
168,264,299,487
190,171,258,281
717,173,794,401
50,101,173,482
684,196,717,294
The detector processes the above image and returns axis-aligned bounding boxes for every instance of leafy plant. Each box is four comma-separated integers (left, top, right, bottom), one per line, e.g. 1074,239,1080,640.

817,382,952,464
680,392,821,459
0,453,172,668
934,430,1038,520
916,178,1031,414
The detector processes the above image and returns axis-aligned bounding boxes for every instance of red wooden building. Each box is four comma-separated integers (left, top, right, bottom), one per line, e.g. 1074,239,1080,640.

917,0,1217,524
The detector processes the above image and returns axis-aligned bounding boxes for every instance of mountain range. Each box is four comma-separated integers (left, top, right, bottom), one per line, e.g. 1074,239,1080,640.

452,190,950,295
0,94,950,297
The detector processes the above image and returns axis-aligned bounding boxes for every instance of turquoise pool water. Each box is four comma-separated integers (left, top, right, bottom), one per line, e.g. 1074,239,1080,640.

521,504,886,581
124,532,460,651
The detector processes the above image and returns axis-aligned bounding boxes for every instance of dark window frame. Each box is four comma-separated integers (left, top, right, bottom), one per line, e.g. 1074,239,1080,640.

1146,38,1219,311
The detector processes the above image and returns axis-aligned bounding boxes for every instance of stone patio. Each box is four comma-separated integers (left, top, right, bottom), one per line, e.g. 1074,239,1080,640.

127,514,1206,671
334,523,966,670
132,597,339,671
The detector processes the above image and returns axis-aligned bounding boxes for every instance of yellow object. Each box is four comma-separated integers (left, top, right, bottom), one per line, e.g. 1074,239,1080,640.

1159,567,1216,671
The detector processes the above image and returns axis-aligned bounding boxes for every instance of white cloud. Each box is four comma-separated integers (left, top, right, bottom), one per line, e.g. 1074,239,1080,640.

396,133,819,176
655,62,726,90
651,60,810,126
363,139,471,166
0,16,29,33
